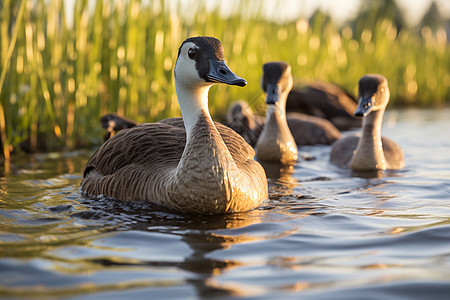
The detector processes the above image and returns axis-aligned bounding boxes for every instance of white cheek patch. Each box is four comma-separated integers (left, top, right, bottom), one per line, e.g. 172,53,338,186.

175,43,203,85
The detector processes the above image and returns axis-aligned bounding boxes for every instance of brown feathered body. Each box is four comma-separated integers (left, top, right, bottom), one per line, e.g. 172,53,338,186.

330,134,404,170
81,116,267,214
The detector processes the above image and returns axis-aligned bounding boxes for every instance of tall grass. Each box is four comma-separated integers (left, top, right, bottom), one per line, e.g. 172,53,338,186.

1,0,449,166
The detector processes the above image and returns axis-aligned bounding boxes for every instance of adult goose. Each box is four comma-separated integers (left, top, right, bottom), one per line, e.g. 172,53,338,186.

81,36,268,214
330,74,404,171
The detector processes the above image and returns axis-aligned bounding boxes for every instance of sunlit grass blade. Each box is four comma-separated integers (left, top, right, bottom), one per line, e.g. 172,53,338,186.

0,0,27,170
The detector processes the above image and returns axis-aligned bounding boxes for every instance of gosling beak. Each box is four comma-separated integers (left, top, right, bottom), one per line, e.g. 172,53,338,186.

108,120,116,132
265,83,279,105
354,96,374,117
206,59,247,87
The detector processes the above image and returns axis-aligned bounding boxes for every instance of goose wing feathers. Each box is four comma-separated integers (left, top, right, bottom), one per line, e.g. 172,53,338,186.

380,137,404,169
84,121,185,177
82,117,256,200
330,135,404,169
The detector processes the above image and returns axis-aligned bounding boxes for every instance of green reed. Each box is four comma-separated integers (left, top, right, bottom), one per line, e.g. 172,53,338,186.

0,0,449,164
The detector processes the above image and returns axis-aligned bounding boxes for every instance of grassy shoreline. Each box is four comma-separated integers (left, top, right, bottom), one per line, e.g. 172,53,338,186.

0,0,449,163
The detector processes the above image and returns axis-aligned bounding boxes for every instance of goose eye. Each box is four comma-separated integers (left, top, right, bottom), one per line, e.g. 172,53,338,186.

188,49,195,60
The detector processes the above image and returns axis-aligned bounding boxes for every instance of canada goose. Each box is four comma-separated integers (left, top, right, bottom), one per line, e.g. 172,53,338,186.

100,113,137,140
255,62,298,164
81,36,268,214
286,80,361,130
330,74,404,171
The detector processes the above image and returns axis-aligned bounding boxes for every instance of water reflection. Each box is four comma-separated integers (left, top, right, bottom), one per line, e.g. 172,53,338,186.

1,109,450,299
351,169,384,179
0,148,403,299
260,160,295,179
67,200,305,298
260,160,300,202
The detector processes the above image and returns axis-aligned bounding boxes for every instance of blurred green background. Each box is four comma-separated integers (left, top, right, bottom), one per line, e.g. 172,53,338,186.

0,0,449,161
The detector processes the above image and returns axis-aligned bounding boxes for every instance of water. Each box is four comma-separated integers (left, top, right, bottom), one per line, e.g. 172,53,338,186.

1,108,450,299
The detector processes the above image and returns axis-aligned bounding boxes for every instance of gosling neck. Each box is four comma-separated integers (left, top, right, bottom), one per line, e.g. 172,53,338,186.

350,108,387,171
265,90,288,122
257,92,297,164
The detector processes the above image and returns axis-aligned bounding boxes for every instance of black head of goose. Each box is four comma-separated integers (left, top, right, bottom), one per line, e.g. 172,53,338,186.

330,74,404,171
81,36,268,214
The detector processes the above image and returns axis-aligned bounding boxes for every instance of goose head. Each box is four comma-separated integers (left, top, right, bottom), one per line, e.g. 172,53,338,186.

354,74,390,117
174,37,247,137
261,62,293,106
174,36,247,90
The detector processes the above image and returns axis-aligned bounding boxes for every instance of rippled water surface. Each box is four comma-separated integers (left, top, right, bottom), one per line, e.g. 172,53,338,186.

1,108,450,299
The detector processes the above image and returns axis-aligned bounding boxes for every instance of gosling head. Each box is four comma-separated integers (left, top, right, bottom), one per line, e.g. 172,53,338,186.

174,36,247,89
261,62,293,105
354,74,390,117
100,114,136,131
